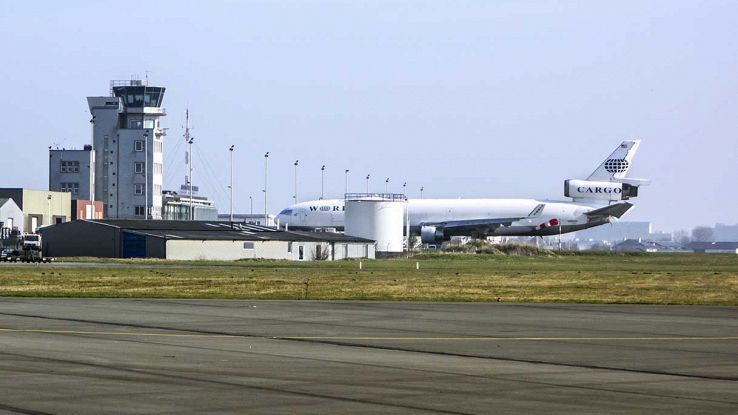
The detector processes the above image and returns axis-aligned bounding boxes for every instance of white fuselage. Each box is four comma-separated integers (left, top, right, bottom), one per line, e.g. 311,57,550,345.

277,198,608,237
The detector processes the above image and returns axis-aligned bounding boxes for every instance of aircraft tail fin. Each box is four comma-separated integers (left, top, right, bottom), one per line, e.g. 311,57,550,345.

587,140,640,181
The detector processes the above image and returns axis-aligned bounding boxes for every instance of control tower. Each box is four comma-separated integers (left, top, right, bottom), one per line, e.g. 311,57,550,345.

87,80,166,219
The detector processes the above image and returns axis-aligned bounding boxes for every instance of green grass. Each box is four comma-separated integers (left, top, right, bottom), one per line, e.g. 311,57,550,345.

1,252,737,304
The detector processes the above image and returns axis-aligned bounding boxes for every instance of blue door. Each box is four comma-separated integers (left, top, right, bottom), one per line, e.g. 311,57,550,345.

122,232,146,258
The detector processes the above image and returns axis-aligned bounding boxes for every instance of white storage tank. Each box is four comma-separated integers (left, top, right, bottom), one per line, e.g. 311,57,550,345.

344,194,406,256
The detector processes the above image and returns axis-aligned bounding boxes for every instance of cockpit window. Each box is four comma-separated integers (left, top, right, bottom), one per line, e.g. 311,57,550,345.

279,209,292,216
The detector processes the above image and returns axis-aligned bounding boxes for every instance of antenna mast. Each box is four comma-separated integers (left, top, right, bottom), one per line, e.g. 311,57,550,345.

184,109,194,220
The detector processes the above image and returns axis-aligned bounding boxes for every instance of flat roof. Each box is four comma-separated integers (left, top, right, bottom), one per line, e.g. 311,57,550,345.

81,220,373,243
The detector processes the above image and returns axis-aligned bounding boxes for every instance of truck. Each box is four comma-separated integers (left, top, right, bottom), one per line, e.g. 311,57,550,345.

0,233,53,263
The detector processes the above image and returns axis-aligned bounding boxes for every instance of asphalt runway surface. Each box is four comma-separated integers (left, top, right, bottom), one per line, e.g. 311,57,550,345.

0,299,735,414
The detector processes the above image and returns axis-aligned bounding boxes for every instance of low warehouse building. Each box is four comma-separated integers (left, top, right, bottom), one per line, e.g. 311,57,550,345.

39,220,375,261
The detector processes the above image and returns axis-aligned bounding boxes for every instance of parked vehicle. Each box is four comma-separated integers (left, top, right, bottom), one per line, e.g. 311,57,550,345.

0,234,53,262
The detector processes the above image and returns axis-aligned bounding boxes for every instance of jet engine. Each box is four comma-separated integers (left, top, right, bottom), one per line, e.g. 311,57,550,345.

421,225,447,243
564,179,638,201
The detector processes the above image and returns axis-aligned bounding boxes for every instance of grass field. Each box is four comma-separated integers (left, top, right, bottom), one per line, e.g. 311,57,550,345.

0,252,737,304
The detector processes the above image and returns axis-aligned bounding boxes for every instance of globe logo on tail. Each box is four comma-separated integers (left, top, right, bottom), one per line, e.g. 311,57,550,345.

604,158,629,173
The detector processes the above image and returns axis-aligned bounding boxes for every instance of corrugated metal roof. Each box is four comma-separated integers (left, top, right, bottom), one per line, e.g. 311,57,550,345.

83,219,373,243
86,219,277,232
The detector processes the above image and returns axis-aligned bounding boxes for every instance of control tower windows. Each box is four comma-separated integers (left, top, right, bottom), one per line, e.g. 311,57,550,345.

113,86,165,108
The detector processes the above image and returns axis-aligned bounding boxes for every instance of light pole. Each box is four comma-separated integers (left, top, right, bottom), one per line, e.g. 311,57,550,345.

89,116,95,219
366,174,370,193
294,160,299,203
344,169,349,196
264,152,269,226
385,178,389,194
144,131,149,220
420,186,424,199
320,165,325,200
559,222,562,252
46,195,52,226
249,196,253,219
402,182,407,195
229,145,234,222
188,137,194,220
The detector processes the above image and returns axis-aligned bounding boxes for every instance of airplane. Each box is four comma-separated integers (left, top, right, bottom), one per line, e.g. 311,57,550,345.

276,140,648,243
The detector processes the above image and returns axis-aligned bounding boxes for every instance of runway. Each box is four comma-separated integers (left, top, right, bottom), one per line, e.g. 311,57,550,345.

0,299,735,414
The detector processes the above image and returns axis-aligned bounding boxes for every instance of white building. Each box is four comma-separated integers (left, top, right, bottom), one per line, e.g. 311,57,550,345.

217,213,277,227
0,188,71,233
0,198,23,237
163,191,218,221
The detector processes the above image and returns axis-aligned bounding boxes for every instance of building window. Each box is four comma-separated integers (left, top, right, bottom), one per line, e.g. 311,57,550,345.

153,163,162,175
134,206,145,216
60,182,79,195
134,162,145,174
243,242,254,250
287,242,293,253
129,119,143,129
153,184,161,196
134,184,144,195
298,246,304,260
144,119,155,129
60,161,80,173
154,141,163,153
134,141,144,151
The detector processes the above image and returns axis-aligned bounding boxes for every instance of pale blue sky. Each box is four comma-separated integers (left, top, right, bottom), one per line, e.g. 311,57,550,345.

1,0,736,231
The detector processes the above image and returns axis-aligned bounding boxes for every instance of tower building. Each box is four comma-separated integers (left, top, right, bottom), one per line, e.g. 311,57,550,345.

87,80,166,219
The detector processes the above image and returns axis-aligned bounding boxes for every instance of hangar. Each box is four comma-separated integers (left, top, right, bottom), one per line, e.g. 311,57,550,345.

39,220,375,261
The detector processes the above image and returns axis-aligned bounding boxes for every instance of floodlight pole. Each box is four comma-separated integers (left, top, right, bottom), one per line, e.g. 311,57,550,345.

264,152,269,226
405,196,410,252
144,131,149,220
420,186,424,199
89,116,96,219
320,165,325,200
385,178,389,194
344,169,349,196
294,160,299,202
229,145,234,222
366,174,370,193
47,195,52,226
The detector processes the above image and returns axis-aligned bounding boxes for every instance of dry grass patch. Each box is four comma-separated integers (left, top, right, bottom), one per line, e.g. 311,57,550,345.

0,253,736,304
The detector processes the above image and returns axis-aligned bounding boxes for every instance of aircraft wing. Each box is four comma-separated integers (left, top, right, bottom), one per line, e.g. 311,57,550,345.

421,204,545,230
585,202,634,220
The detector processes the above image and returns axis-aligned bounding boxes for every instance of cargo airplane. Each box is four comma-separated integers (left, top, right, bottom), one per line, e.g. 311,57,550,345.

276,141,648,243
